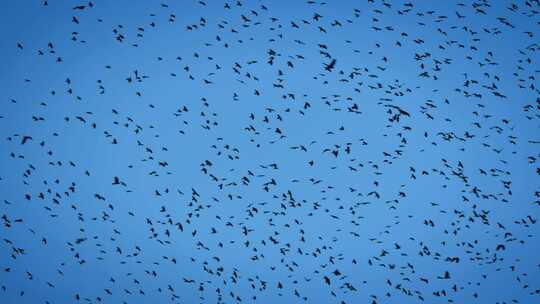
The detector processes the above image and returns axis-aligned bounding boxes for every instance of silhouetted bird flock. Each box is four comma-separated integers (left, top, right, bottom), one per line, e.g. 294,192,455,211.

1,0,540,303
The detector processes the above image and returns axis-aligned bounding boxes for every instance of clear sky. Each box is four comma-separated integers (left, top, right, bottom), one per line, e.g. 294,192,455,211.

0,1,539,304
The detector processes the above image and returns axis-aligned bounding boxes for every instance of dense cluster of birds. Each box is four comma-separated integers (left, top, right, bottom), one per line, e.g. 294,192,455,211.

1,0,540,303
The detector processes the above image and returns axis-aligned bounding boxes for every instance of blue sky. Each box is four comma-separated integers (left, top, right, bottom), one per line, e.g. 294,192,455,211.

0,1,539,303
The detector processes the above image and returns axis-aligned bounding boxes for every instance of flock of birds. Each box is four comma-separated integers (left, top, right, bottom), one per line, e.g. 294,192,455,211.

1,0,540,303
